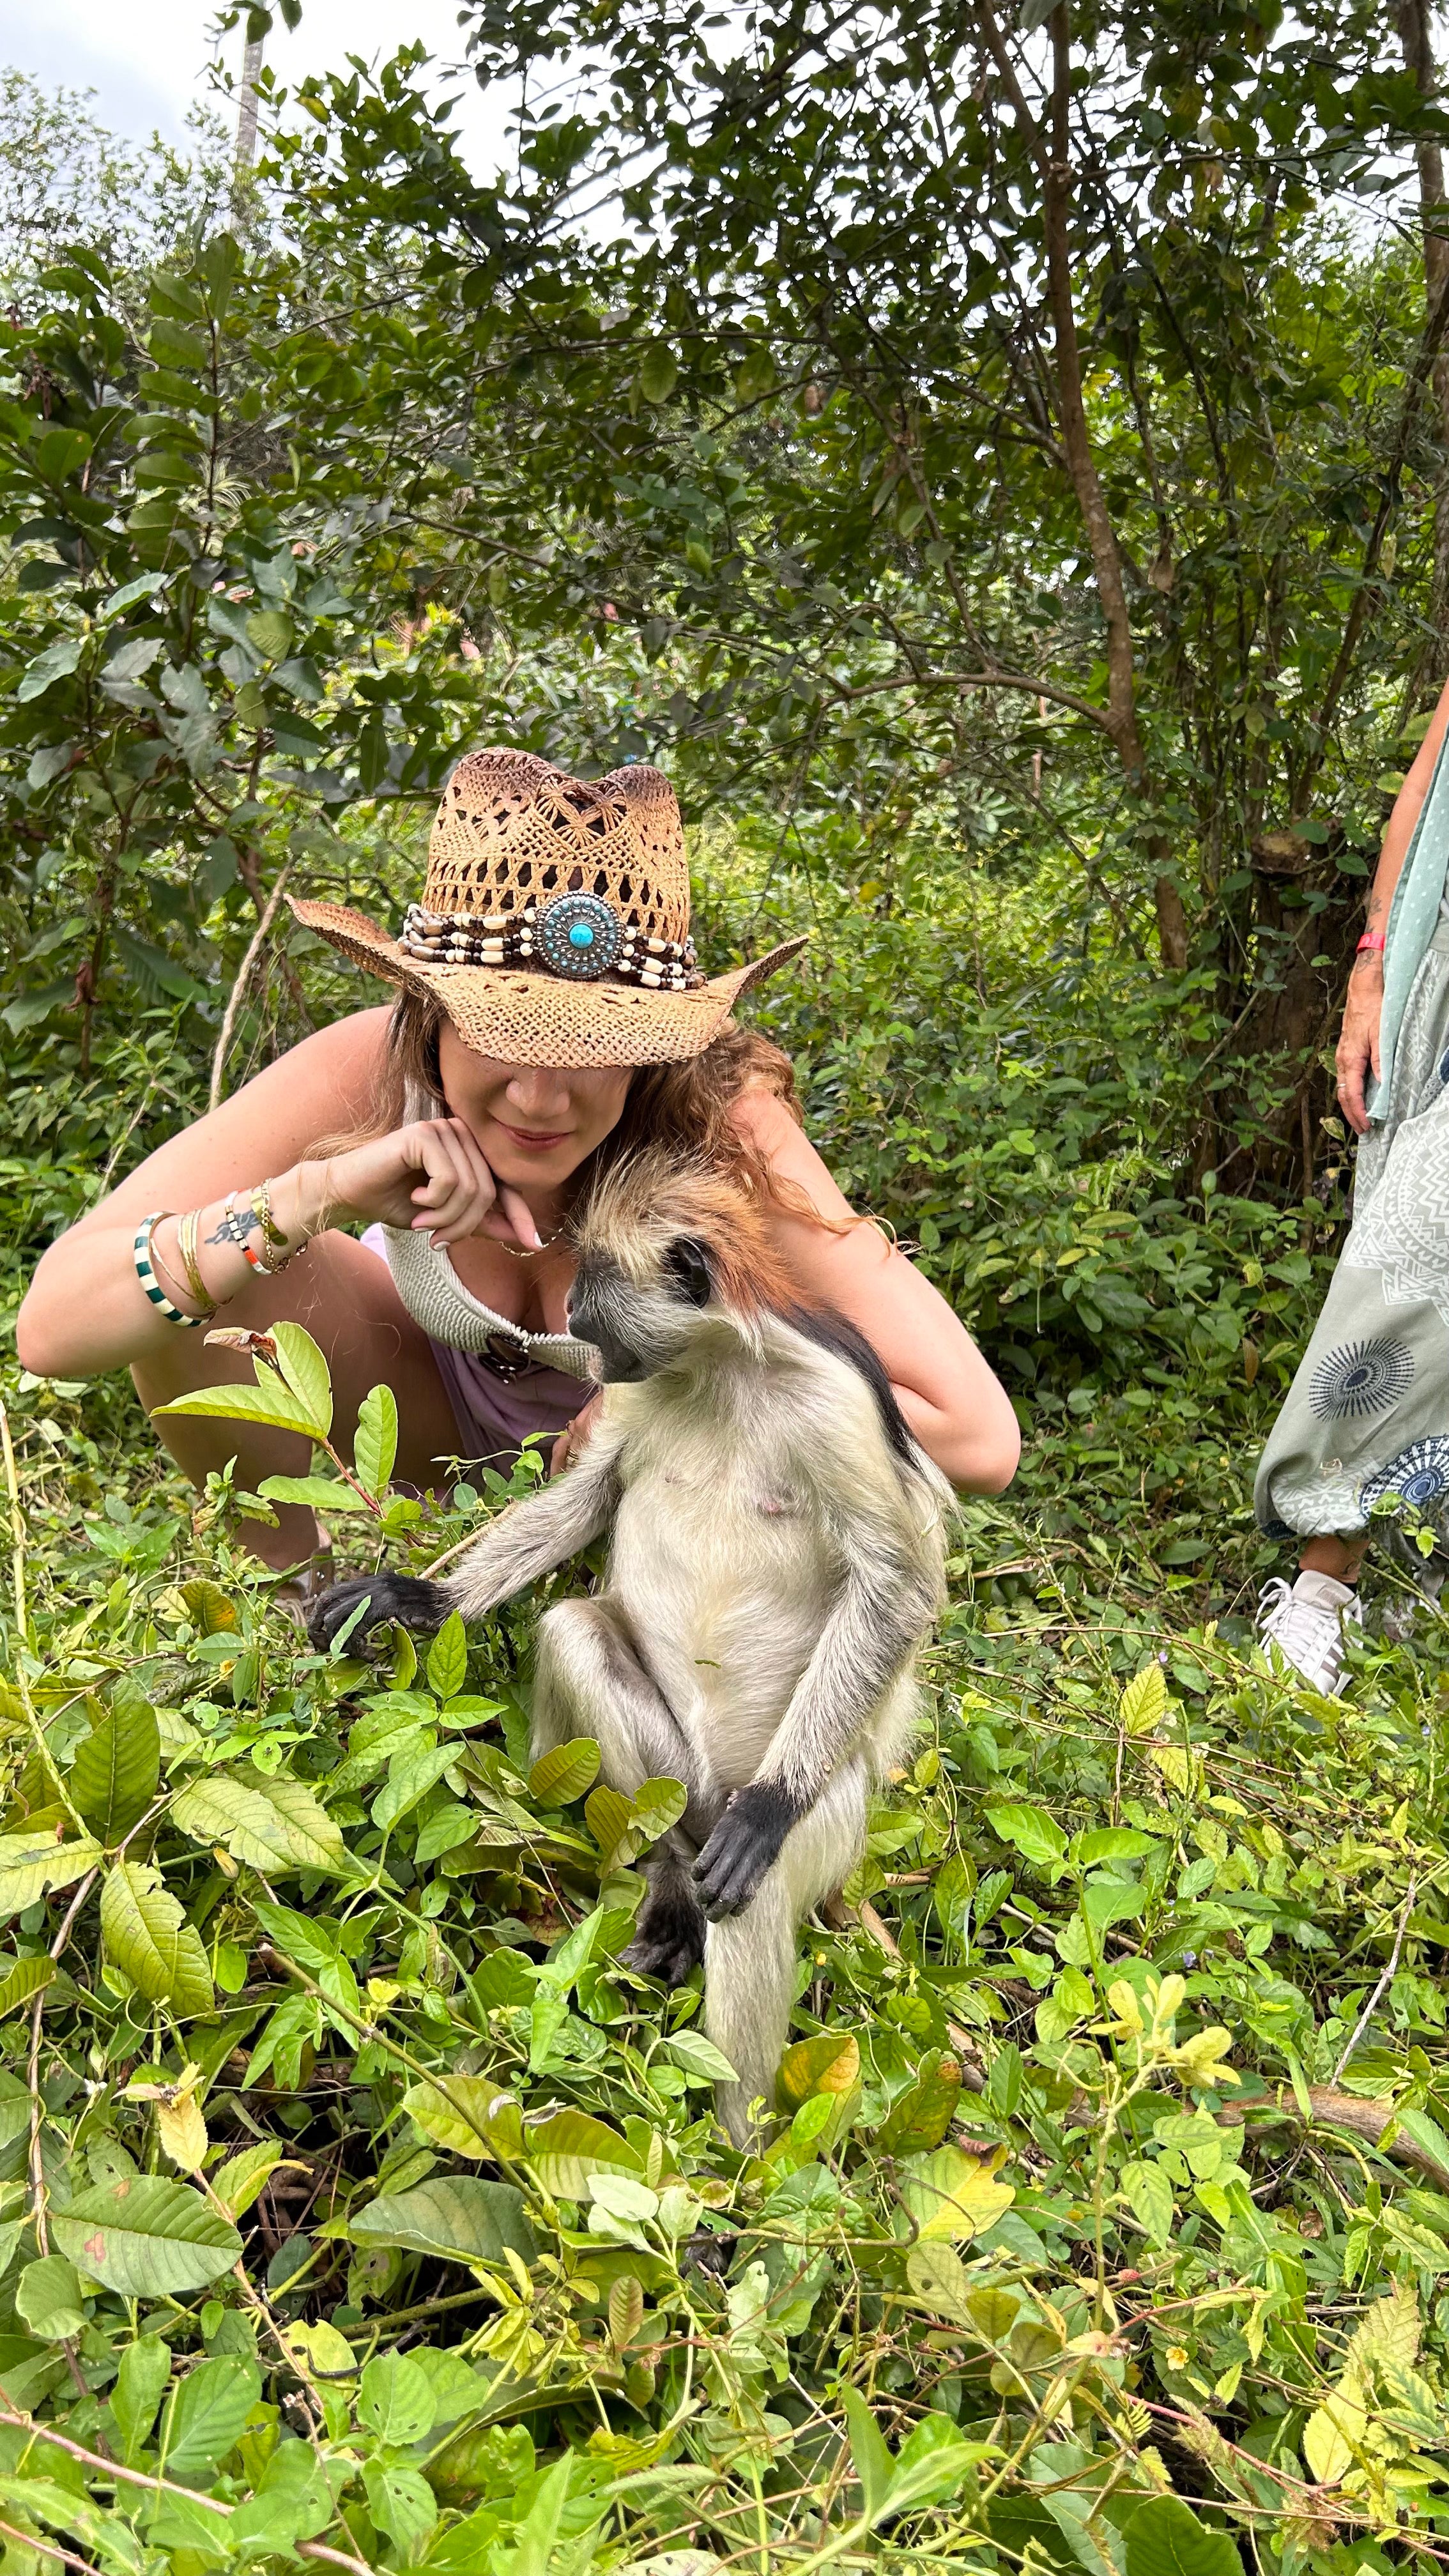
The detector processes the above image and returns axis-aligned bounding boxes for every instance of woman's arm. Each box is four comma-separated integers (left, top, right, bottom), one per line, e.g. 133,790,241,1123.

739,1090,1022,1494
1338,673,1449,1135
15,1006,538,1381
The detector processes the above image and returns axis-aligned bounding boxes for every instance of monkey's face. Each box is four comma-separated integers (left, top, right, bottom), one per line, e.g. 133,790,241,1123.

567,1234,715,1381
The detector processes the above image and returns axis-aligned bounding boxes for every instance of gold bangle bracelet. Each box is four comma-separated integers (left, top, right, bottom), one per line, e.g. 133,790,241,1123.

176,1208,220,1317
148,1219,208,1317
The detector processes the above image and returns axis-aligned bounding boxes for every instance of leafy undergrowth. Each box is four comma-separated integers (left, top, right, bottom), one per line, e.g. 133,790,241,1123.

0,1337,1448,2576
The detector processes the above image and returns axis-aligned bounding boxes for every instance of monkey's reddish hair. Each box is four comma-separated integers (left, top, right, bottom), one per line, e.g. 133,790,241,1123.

571,1148,798,1319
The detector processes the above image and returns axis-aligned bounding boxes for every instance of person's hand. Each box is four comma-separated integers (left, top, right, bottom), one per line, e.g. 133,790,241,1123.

1336,963,1384,1137
551,1390,601,1476
295,1120,544,1249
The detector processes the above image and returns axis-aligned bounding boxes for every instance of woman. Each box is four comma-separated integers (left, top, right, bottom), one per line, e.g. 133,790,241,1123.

17,749,1020,1582
1257,675,1449,1689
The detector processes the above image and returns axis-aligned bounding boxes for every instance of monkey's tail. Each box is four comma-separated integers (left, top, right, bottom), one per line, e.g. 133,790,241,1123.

704,1759,870,2147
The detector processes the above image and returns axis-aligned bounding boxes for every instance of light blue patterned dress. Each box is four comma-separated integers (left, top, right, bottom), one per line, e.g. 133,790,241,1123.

1256,731,1449,1538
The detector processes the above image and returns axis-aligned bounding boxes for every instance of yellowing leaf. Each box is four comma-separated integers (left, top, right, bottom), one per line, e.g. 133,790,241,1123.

157,2093,208,2174
1302,2388,1364,2486
1119,1664,1167,1736
0,1832,100,1919
777,2031,860,2110
100,1863,213,2016
899,2143,1015,2241
170,1767,344,1874
402,2077,509,2159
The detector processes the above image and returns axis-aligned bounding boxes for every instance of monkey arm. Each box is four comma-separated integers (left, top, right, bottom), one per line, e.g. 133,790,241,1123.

307,1425,623,1650
693,1552,936,1921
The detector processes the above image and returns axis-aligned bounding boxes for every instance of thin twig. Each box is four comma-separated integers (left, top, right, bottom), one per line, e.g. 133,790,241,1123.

210,863,291,1110
1331,1873,1418,2084
0,2511,104,2576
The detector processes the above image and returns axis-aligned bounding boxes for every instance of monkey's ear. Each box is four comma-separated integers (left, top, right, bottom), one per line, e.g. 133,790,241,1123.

663,1235,713,1307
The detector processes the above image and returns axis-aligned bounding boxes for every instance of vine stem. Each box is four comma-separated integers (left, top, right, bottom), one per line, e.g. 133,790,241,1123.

0,1404,90,1838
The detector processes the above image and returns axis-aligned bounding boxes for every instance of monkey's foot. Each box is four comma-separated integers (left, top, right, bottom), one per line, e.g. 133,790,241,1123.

306,1571,450,1653
693,1781,802,1920
624,1876,706,1984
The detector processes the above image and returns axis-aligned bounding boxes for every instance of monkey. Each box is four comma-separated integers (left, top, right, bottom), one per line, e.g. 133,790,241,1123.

308,1149,954,2143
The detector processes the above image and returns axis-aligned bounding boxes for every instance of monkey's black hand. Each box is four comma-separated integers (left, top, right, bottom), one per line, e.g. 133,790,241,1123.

305,1572,450,1654
624,1874,707,1983
693,1782,801,1920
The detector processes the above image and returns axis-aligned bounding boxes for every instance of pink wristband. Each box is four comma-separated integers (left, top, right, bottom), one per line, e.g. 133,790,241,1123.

1356,931,1386,954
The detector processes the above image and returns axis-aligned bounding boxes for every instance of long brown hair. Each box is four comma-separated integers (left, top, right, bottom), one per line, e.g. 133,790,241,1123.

370,989,807,1213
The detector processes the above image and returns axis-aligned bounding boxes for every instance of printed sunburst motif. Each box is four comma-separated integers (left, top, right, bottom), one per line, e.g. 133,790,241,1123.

1360,1436,1449,1517
1308,1336,1415,1422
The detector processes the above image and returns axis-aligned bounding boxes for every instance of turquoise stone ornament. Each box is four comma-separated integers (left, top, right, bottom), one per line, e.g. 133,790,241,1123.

536,890,623,980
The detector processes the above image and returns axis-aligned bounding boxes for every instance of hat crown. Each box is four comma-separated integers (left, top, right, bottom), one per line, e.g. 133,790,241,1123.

423,749,690,944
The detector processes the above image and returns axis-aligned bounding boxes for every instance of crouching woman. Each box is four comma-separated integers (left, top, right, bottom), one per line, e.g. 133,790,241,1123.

17,751,1020,1577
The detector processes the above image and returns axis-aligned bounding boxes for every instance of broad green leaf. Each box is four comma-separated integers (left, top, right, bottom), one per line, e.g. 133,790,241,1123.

899,2144,1015,2241
524,2109,644,2198
427,1611,468,1700
0,1832,100,1919
876,2050,962,2152
1119,1664,1169,1738
160,2353,262,2481
778,2031,859,2109
886,2418,995,2517
17,637,83,702
905,2239,972,2321
585,1783,634,1866
632,1776,689,1843
364,2460,437,2552
152,1379,321,1436
638,341,678,403
373,1742,458,1832
661,2028,739,2083
402,2076,515,2159
247,1900,337,1974
1124,2496,1245,2576
171,1767,344,1874
358,2350,434,2445
355,1383,399,1496
111,2335,171,2460
1070,1827,1159,1868
0,1956,54,2018
100,1864,213,2015
71,1701,160,1846
53,2177,240,2296
528,1738,601,1805
256,1474,374,1514
985,1802,1068,1868
211,2142,298,2220
1121,2158,1175,2246
509,2455,573,2576
268,1321,333,1436
350,2177,537,2269
15,2254,84,2341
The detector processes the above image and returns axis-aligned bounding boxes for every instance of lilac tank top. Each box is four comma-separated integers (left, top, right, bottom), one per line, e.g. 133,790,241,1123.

360,1225,588,1471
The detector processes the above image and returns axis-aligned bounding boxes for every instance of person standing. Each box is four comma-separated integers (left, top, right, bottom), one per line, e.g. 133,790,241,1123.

1257,675,1449,1688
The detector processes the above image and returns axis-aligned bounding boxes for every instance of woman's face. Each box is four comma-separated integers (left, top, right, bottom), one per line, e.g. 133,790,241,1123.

436,1022,633,1191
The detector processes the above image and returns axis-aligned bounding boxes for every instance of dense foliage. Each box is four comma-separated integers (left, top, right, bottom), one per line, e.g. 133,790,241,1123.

3,2,1449,2568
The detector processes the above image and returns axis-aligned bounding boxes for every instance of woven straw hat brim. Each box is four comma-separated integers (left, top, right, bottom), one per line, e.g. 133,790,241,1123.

288,895,806,1070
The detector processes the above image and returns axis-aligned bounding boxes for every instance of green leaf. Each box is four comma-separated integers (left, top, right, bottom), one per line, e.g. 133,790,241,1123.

528,1739,601,1805
632,1775,689,1843
171,1767,344,1874
985,1802,1068,1868
365,2460,437,2552
211,2142,293,2220
0,1832,100,1919
350,2177,537,2269
268,1322,333,1437
256,1475,375,1514
373,1742,458,1832
525,2109,643,2198
876,2050,962,2152
355,1383,399,1496
0,1956,54,2018
905,2239,973,2322
661,2028,739,2083
638,341,678,403
358,2350,434,2445
402,2077,516,2159
841,2384,894,2524
427,1612,468,1701
1121,2158,1175,2245
17,638,83,702
1119,1665,1169,1738
111,2335,171,2460
1123,2497,1244,2576
71,1701,160,1846
15,2255,84,2342
52,2177,240,2296
160,2353,262,2481
152,1379,322,1437
100,1862,214,2014
510,2454,573,2576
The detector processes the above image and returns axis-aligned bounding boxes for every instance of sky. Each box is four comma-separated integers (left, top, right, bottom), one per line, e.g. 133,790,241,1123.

0,0,513,171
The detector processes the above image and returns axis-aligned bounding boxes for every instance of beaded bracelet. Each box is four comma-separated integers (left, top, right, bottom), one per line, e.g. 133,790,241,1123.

134,1213,202,1328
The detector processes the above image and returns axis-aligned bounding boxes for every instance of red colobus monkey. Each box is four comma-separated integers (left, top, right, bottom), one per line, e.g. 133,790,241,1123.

310,1153,953,2143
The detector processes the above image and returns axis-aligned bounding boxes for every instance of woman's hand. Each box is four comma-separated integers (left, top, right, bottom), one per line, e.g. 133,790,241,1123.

304,1119,544,1249
1336,963,1384,1137
551,1391,601,1476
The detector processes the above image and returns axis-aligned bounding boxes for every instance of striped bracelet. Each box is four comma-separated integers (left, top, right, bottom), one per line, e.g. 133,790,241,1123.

134,1212,203,1328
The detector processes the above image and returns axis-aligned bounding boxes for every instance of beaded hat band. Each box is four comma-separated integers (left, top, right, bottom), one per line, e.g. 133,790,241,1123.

288,748,805,1071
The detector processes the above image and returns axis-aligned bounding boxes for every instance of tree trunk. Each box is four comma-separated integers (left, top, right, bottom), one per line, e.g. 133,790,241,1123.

1399,0,1449,661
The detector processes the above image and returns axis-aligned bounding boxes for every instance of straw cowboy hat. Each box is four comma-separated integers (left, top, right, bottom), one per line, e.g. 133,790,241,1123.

288,749,806,1070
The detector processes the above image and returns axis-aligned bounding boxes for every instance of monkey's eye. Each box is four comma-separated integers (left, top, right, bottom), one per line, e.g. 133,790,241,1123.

664,1236,712,1307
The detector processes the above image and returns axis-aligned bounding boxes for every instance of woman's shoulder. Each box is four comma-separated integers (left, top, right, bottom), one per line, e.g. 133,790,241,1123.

732,1080,855,1223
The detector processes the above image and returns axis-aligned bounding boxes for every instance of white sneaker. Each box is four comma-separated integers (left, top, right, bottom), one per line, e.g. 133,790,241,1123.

1255,1570,1363,1694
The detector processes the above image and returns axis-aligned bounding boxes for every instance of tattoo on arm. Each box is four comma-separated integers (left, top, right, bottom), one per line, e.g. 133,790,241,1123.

207,1199,257,1250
